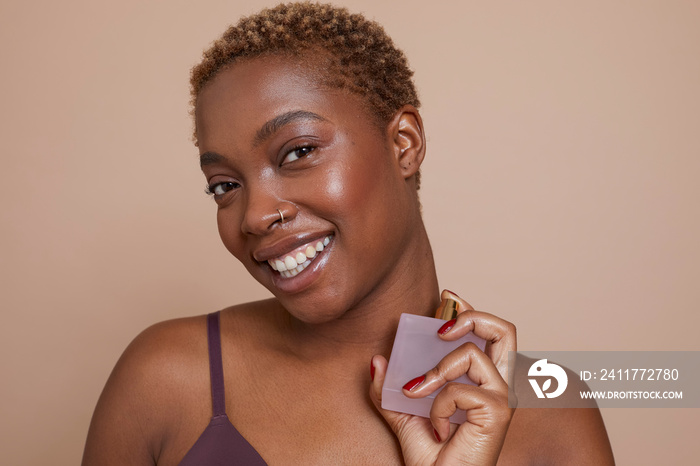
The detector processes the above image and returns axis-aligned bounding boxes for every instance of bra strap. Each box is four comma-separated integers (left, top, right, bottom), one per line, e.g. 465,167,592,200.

206,311,226,417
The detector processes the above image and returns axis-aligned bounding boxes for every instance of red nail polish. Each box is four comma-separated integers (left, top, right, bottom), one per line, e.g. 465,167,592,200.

438,318,456,335
433,428,442,442
402,375,426,392
444,289,459,297
370,360,375,381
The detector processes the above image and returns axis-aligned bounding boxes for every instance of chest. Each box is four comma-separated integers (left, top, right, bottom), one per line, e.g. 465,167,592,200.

226,362,404,464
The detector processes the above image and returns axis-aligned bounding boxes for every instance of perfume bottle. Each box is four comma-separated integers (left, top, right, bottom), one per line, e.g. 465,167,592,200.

382,299,486,424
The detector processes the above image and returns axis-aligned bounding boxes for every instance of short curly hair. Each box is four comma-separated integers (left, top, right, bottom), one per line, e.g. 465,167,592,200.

190,1,420,138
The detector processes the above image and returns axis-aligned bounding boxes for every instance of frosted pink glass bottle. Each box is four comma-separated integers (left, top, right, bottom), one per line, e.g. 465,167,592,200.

382,299,486,424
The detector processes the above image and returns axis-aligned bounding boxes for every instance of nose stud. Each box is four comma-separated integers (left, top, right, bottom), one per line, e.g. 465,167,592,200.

276,208,285,223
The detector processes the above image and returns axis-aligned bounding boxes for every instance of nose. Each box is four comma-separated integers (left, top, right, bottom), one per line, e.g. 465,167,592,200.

240,184,296,235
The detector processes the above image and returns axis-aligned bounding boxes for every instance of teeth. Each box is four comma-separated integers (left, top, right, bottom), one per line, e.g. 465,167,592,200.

267,235,333,278
305,246,316,258
284,256,297,270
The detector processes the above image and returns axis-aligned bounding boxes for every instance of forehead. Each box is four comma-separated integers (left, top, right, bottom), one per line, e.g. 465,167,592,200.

194,55,375,147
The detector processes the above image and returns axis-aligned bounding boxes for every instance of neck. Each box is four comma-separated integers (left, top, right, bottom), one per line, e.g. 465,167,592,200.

281,221,440,361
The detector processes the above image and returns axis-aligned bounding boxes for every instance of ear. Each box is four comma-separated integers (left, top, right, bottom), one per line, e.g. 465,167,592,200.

387,105,426,180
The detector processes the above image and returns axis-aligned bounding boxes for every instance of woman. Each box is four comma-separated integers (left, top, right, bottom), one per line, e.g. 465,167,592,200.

83,3,614,464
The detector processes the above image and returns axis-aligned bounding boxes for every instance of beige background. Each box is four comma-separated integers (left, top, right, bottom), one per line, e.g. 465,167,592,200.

1,0,698,464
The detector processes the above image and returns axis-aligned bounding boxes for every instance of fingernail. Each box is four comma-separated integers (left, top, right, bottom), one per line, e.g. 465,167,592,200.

370,360,375,381
438,318,456,335
444,289,459,297
402,375,426,392
433,428,442,442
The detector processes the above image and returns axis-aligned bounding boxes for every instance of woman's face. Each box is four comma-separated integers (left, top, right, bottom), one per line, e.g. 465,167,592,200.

195,55,422,323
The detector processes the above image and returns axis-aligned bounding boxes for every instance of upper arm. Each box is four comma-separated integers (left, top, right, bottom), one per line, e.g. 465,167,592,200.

554,407,615,465
82,317,207,466
500,355,615,465
502,406,614,465
541,366,615,464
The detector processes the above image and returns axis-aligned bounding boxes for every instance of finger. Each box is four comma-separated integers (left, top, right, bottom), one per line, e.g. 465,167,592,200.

437,309,515,348
429,383,512,447
402,341,508,399
433,289,476,340
369,355,414,434
370,356,446,454
437,304,516,382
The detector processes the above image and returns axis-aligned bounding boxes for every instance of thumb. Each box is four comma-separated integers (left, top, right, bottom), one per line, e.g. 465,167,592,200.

369,355,432,442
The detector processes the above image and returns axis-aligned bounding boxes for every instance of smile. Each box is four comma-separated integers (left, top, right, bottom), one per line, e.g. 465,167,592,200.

267,235,332,278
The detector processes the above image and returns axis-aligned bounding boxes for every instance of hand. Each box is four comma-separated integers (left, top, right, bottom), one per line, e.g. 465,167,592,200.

369,290,516,465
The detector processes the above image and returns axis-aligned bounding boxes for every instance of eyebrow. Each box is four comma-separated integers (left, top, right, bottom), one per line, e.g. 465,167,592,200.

199,110,327,167
253,110,327,147
200,151,226,167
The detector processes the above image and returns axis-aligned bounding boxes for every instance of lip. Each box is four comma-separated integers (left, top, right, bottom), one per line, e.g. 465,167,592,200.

253,231,333,263
270,238,332,294
256,232,335,294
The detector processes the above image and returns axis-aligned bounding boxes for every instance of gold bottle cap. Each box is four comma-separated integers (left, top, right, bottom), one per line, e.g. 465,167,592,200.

434,298,458,321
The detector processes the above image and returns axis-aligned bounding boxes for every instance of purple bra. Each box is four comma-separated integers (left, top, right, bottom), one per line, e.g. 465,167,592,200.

179,312,268,465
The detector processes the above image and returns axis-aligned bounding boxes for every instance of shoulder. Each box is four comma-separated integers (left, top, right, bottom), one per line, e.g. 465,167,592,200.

83,301,283,465
86,299,281,429
83,301,274,465
83,314,212,464
499,355,615,465
98,300,278,416
217,298,289,352
112,314,211,396
113,298,280,388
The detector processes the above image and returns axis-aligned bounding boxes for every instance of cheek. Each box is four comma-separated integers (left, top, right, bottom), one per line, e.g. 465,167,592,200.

319,160,367,204
319,160,380,214
325,153,402,229
322,165,346,199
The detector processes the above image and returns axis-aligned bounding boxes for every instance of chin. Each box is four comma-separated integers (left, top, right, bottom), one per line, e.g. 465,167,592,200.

274,291,351,325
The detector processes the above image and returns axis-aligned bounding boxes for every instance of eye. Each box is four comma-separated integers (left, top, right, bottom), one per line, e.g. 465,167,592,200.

205,181,240,197
281,145,315,165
